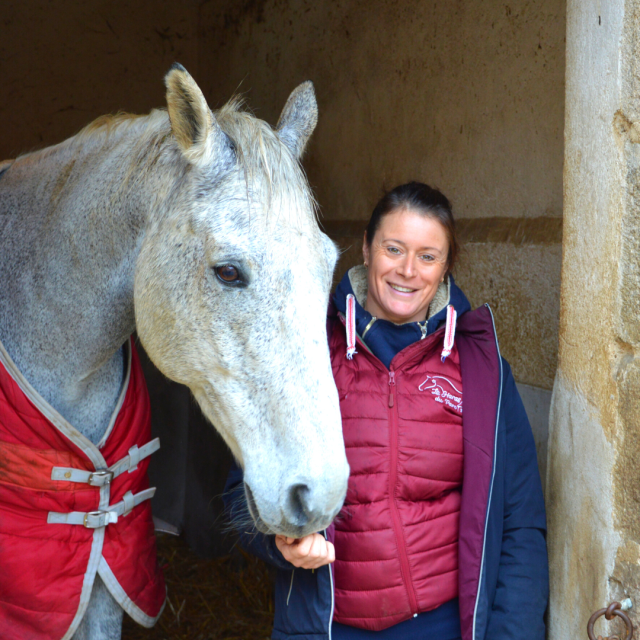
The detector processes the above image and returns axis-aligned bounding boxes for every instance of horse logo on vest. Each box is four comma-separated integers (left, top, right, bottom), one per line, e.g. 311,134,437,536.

418,375,463,413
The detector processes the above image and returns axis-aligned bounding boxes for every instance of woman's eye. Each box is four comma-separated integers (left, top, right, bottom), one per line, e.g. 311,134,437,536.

420,254,436,262
215,264,240,283
387,247,401,255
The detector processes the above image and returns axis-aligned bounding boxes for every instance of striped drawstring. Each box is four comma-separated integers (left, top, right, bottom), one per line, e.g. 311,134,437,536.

346,294,358,360
346,296,455,362
441,305,457,362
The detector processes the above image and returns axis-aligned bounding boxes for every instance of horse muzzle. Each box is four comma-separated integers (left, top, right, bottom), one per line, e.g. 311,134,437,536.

244,472,348,538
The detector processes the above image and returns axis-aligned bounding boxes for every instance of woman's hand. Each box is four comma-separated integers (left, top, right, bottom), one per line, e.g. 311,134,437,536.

275,533,335,569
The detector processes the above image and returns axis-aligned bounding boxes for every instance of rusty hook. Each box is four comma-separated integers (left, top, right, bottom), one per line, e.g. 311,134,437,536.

587,601,634,640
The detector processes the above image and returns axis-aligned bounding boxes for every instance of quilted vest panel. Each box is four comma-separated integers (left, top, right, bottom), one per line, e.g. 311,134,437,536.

329,318,463,631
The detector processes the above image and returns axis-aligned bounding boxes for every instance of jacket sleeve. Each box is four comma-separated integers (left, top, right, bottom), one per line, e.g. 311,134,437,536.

484,361,549,639
223,461,294,571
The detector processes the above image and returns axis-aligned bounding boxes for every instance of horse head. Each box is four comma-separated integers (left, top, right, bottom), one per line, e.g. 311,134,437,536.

134,65,349,538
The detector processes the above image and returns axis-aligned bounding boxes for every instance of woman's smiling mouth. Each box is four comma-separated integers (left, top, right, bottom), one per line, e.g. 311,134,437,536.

389,283,416,293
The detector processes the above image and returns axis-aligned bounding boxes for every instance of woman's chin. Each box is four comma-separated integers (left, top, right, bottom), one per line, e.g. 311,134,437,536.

382,303,423,324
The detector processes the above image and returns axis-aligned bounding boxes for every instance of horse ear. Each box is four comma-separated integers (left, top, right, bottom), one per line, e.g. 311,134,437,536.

165,63,231,168
276,81,318,158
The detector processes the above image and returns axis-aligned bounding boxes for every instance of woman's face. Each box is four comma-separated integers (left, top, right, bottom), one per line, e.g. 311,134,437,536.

363,208,449,324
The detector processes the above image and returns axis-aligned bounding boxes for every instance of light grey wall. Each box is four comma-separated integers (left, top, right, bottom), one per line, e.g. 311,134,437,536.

517,383,551,494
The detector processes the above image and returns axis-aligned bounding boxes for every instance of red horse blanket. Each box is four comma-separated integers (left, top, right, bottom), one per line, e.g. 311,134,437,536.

0,338,165,640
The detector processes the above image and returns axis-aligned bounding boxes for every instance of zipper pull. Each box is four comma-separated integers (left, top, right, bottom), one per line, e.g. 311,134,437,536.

419,321,427,340
388,371,396,407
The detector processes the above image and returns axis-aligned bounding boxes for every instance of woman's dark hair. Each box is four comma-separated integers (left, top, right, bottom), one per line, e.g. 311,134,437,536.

365,181,459,273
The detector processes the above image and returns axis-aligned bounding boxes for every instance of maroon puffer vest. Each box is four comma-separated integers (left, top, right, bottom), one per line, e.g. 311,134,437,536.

329,316,464,631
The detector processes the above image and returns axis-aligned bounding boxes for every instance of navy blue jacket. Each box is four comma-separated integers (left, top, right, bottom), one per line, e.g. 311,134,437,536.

224,275,548,640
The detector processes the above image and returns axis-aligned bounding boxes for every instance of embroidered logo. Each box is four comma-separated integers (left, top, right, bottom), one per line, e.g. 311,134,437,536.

418,375,463,413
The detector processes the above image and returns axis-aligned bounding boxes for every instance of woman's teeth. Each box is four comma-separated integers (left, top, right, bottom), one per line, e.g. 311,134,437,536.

389,284,414,293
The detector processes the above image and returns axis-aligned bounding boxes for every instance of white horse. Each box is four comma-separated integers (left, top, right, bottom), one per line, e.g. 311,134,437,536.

0,64,349,639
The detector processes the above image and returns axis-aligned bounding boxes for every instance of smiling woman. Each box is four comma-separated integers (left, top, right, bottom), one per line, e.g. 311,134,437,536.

225,181,549,640
362,182,457,325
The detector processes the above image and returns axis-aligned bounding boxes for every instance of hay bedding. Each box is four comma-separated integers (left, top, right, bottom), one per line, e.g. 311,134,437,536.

122,534,274,640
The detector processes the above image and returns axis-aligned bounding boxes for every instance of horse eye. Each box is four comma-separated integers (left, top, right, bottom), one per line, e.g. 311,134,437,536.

215,265,240,283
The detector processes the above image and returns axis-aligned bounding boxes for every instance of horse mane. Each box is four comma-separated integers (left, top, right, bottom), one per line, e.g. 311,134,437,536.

215,97,318,220
13,96,317,222
77,97,316,216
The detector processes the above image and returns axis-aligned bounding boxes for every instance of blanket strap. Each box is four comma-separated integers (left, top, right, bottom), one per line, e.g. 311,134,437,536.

47,488,156,529
51,438,160,487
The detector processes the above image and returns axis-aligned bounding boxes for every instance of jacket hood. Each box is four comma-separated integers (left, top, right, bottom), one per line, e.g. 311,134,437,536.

331,265,471,369
332,264,471,337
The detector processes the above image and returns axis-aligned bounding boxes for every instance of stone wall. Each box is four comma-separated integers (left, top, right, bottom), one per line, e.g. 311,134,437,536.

0,1,199,159
548,1,640,636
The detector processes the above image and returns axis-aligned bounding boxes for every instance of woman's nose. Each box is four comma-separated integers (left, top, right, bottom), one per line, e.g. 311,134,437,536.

397,256,415,278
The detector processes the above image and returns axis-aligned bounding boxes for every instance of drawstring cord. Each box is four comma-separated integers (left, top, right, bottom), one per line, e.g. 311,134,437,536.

345,295,457,363
287,569,295,606
441,305,457,362
346,294,357,359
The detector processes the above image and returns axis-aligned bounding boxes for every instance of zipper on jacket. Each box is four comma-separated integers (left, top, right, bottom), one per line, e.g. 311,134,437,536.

471,304,503,640
387,368,419,616
418,321,427,339
362,316,377,339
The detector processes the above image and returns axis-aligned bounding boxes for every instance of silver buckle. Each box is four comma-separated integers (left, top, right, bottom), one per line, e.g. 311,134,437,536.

83,510,106,528
88,469,114,486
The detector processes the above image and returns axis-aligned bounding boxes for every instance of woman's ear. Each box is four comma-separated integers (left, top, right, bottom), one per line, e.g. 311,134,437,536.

362,234,370,267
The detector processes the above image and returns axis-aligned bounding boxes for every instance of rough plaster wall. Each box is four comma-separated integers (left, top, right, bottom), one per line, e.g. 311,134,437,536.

548,0,640,636
200,0,564,221
614,1,640,588
198,0,565,391
455,243,561,388
0,1,199,160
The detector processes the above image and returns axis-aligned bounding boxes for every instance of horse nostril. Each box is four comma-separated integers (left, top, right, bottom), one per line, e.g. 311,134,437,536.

285,483,312,526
